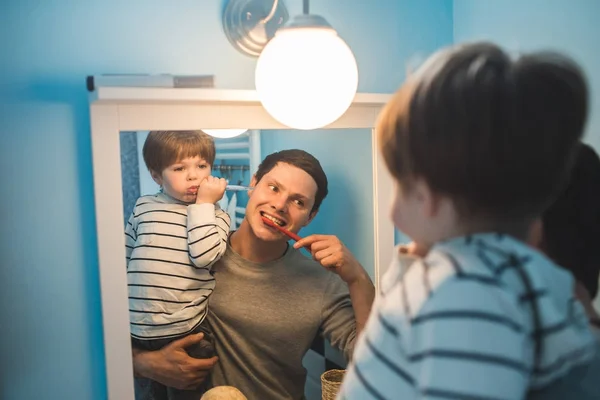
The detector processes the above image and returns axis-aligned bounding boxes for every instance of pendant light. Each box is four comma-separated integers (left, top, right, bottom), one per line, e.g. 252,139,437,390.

254,0,359,130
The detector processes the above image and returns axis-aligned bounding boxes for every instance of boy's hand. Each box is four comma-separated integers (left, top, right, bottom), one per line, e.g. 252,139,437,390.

196,176,227,204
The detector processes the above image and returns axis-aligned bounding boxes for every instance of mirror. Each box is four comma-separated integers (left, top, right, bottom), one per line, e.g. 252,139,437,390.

89,88,393,399
118,127,377,398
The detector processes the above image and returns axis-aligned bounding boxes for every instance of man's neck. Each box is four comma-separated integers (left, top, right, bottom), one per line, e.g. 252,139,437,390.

230,221,289,263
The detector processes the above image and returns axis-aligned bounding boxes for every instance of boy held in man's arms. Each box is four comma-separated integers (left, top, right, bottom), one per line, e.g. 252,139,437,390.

125,130,229,399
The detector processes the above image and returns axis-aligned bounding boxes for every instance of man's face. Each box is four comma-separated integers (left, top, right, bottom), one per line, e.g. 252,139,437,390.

246,162,318,241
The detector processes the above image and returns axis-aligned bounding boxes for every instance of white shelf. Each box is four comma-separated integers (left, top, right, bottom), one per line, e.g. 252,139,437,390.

89,86,392,106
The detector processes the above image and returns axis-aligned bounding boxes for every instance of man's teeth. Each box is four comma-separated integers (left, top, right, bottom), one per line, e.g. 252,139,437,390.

263,214,284,226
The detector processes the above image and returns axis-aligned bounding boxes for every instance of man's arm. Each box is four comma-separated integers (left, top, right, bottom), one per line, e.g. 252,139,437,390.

132,333,218,390
294,234,375,336
346,271,375,335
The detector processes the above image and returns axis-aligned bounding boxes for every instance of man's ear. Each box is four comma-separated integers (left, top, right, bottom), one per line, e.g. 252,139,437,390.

248,175,257,197
150,170,163,186
303,209,319,227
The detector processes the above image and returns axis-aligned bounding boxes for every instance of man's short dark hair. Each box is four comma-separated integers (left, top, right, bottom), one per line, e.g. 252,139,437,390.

255,149,328,214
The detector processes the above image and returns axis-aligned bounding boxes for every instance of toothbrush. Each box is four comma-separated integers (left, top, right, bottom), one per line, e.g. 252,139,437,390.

261,216,305,244
225,184,252,191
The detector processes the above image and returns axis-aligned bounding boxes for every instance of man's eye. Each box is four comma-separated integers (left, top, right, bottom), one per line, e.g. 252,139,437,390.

294,199,304,207
269,185,278,192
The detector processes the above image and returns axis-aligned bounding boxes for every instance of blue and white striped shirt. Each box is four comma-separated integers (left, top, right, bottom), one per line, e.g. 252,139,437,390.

340,233,596,399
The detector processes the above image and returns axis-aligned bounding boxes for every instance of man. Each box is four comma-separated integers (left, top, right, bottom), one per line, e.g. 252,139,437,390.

132,149,376,399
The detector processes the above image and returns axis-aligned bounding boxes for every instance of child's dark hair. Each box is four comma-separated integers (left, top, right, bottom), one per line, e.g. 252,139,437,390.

254,149,328,214
378,42,588,221
541,143,600,298
143,130,216,173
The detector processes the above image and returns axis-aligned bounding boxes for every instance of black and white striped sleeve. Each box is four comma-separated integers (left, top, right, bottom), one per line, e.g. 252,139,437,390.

186,203,231,270
124,211,136,267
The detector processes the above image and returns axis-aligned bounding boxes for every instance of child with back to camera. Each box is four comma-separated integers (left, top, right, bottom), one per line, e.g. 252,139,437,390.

340,43,600,399
125,130,229,400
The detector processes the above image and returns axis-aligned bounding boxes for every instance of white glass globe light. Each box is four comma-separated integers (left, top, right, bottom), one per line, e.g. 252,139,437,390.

202,129,248,139
255,22,358,130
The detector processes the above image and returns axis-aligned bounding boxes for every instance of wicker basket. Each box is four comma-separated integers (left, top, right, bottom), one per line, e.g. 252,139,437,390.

321,369,346,400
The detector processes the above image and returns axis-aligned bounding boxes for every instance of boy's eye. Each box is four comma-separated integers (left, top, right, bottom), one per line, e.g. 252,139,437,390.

198,164,208,169
173,167,184,172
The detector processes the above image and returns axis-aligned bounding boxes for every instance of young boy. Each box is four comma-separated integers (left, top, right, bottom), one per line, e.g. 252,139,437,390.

125,130,229,399
340,43,599,399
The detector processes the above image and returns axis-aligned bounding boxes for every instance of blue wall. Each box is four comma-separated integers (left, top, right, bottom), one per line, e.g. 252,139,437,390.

7,0,598,398
261,129,377,274
0,0,452,398
454,0,600,151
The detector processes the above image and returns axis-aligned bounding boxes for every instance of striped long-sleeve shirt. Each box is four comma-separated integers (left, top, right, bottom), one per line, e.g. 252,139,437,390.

339,233,597,399
125,192,230,339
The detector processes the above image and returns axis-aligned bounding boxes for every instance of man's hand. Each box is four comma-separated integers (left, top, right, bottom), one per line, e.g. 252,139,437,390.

294,234,375,335
133,333,218,390
293,234,366,285
196,176,227,205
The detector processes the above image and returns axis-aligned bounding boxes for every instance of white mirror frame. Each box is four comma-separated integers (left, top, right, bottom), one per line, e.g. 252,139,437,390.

89,87,394,399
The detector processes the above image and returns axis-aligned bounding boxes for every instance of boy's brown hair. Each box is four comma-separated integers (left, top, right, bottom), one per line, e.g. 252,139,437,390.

142,130,216,174
378,42,588,220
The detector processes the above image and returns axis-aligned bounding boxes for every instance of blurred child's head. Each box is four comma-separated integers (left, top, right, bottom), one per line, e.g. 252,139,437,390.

378,42,588,245
143,130,216,203
537,143,600,298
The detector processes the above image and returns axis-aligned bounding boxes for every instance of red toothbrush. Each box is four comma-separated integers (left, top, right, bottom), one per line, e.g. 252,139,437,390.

261,216,304,243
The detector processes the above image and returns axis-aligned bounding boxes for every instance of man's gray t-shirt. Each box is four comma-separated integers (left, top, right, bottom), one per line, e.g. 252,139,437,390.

208,244,357,399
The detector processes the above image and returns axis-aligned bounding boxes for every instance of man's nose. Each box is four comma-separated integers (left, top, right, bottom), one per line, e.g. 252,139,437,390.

270,194,288,212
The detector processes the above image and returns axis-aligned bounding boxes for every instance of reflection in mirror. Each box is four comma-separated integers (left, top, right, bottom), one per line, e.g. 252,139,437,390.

120,130,259,229
119,129,261,398
118,128,376,399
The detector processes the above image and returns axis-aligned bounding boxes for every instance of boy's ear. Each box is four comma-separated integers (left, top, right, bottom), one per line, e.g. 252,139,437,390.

150,170,163,186
414,178,438,218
